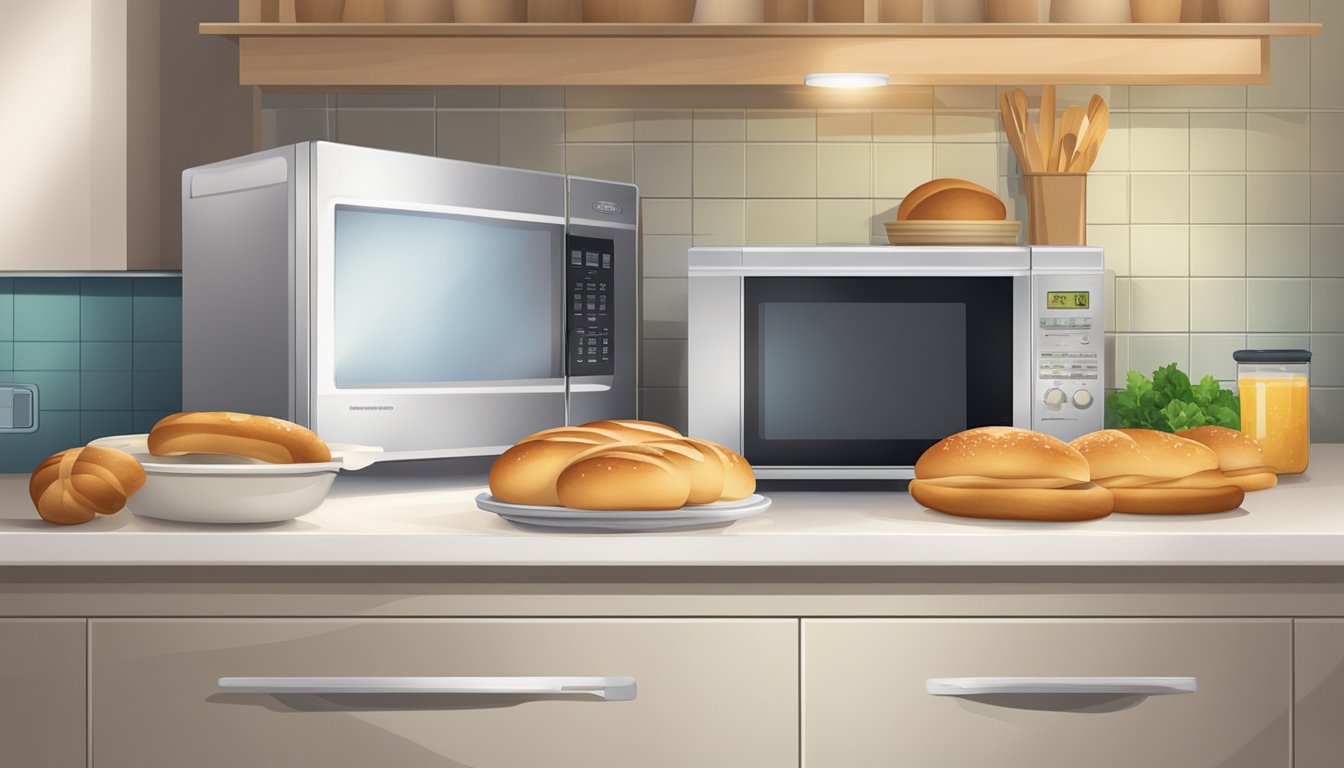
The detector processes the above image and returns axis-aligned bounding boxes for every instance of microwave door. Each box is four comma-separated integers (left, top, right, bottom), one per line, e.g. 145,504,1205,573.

312,202,568,458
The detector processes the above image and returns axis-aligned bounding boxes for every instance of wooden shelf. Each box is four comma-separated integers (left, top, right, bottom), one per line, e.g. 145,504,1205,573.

199,22,1322,87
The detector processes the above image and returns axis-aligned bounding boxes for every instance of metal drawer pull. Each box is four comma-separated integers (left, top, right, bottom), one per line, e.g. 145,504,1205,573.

218,676,637,701
926,677,1197,696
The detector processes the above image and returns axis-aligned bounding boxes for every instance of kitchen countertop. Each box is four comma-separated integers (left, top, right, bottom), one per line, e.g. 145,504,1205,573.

1,445,1341,568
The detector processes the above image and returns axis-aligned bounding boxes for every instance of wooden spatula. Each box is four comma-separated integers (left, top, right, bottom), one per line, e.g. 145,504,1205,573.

999,90,1033,173
1011,89,1044,173
1071,98,1111,171
1056,105,1086,173
1039,85,1056,171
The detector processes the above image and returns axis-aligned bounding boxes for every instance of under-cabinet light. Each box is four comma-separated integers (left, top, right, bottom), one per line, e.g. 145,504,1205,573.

803,73,890,88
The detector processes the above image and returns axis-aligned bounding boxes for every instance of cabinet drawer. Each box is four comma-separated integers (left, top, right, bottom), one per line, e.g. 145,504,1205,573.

804,619,1289,768
92,619,796,768
0,620,85,768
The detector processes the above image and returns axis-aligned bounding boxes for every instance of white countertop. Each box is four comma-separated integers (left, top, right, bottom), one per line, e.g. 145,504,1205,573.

2,445,1342,567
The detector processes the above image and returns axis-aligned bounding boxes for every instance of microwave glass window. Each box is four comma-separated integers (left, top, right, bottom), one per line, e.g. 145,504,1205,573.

333,206,562,388
758,302,967,440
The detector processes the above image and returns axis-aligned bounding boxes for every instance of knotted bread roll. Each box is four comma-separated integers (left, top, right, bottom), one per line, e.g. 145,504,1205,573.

29,446,147,525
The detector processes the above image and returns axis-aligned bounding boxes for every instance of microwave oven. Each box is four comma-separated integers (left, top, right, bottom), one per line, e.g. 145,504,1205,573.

687,246,1104,480
181,141,637,461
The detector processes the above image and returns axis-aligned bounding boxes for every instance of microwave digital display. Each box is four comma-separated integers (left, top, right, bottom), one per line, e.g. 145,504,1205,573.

1047,291,1090,310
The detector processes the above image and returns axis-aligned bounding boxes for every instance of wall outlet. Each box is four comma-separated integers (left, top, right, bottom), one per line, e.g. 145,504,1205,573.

0,384,39,433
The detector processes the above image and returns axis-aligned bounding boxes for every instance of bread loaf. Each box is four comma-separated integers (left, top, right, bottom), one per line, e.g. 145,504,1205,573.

1177,425,1278,492
556,444,691,510
645,439,726,505
148,412,331,464
1070,429,1245,514
910,427,1113,521
489,432,625,506
29,446,147,525
580,419,682,443
897,179,1007,222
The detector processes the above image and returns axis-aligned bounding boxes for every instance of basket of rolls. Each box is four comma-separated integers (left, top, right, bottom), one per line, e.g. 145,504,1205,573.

884,178,1020,246
480,419,767,532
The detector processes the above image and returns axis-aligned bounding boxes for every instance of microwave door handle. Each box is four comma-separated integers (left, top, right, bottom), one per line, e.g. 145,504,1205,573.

569,374,613,393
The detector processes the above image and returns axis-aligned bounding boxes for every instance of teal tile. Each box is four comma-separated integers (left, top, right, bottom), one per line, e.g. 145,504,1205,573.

82,371,133,411
133,279,181,342
81,280,133,342
133,341,182,371
14,342,79,371
132,370,181,411
0,411,81,473
132,410,175,434
81,411,133,444
0,281,12,340
14,279,80,341
16,371,79,410
0,341,11,371
81,342,133,371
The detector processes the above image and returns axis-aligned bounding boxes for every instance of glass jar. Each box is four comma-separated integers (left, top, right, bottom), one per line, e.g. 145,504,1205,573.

1235,349,1311,475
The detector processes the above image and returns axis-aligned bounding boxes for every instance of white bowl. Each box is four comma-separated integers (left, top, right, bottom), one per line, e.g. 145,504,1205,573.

88,435,382,524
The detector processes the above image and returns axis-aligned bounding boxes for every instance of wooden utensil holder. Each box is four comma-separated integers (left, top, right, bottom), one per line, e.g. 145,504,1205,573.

1024,173,1087,246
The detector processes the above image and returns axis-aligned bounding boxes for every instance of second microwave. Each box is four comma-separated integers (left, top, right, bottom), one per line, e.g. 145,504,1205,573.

688,246,1104,479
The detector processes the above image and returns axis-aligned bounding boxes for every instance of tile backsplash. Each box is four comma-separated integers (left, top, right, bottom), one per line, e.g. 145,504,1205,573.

263,0,1338,444
0,278,182,472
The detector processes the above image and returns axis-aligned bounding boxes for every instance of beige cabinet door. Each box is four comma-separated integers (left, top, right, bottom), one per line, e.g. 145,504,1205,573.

1295,619,1344,767
0,619,86,768
92,619,797,768
804,619,1289,768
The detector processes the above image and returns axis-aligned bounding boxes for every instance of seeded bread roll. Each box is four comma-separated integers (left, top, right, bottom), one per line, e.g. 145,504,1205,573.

556,444,691,510
148,412,331,464
911,427,1112,522
29,446,147,526
580,419,682,443
645,439,726,505
1070,429,1244,515
489,432,624,506
896,178,1007,222
1177,425,1278,492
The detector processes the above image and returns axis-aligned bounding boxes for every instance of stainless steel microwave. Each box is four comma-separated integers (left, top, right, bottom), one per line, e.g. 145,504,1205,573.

182,141,637,461
688,246,1104,480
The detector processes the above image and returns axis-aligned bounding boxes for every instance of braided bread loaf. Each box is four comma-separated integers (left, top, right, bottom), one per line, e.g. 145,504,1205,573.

29,446,147,525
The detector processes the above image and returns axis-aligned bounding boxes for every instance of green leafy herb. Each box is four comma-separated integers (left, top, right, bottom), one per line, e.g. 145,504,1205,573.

1104,362,1241,432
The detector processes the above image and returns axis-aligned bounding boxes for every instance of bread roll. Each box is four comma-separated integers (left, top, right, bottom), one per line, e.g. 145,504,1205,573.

489,433,624,506
29,446,147,526
897,179,1007,222
580,419,682,443
645,439,726,505
148,412,331,464
517,426,626,444
556,444,691,510
1177,425,1278,492
912,427,1110,521
694,439,755,501
1071,429,1244,514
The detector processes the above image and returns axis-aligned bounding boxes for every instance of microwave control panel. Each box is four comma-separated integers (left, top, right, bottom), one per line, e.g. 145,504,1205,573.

1032,269,1105,443
566,235,615,376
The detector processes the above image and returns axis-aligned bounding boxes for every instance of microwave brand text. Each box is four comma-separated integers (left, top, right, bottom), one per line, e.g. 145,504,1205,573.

592,201,623,216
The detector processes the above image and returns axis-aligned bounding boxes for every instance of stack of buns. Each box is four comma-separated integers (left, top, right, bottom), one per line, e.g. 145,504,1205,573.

489,420,755,511
910,427,1114,521
1069,429,1246,515
1176,425,1278,492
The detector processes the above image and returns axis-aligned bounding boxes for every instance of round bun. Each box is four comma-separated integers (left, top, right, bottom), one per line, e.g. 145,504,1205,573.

148,412,331,464
1110,485,1245,515
694,439,754,501
645,439,726,505
556,444,691,510
29,446,147,526
489,433,624,506
580,419,683,443
909,480,1114,522
897,179,1007,222
915,427,1091,484
1070,429,1219,483
1177,426,1278,492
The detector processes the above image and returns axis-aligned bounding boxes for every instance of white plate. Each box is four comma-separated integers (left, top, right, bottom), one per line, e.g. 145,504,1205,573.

476,493,770,532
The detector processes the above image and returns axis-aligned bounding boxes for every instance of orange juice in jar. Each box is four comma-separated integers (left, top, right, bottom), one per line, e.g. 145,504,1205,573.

1235,350,1312,475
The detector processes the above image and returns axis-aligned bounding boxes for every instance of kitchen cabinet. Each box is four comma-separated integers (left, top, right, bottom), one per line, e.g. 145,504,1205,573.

1293,619,1344,768
0,619,87,768
802,619,1291,768
90,619,798,768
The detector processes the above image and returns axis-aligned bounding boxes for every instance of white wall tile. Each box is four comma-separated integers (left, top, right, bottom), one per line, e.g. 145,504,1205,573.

872,199,902,242
934,144,998,190
817,200,875,245
692,110,746,142
934,112,999,143
1247,226,1311,276
746,144,817,198
1087,174,1130,225
746,111,816,142
634,143,692,197
1190,175,1247,225
1190,278,1247,332
1090,112,1130,173
1248,278,1312,332
1311,388,1344,443
642,198,693,235
435,110,499,164
1130,113,1190,172
1130,85,1246,110
1313,279,1344,331
693,143,746,198
746,200,817,246
641,278,688,339
1132,175,1190,224
1246,112,1310,171
565,143,634,183
1115,277,1132,333
634,110,693,142
1312,0,1344,109
1247,174,1311,224
1190,226,1247,277
1247,333,1312,350
566,110,634,142
641,235,692,278
1311,113,1344,173
873,144,935,198
1311,334,1344,387
1131,226,1190,277
1312,226,1344,277
817,111,872,142
1110,332,1132,387
818,144,872,198
1190,334,1247,381
499,110,564,172
1312,175,1344,224
692,199,745,246
1190,113,1246,172
1131,278,1190,332
1089,224,1131,276
1250,37,1312,109
1129,334,1191,376
873,111,933,142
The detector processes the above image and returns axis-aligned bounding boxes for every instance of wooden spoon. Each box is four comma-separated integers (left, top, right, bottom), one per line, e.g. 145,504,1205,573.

1072,98,1110,171
1039,85,1056,172
1056,105,1086,173
999,91,1032,174
1011,89,1044,173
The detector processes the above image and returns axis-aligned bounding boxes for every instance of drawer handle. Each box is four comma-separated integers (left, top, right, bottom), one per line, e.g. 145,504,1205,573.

926,677,1197,697
217,676,637,701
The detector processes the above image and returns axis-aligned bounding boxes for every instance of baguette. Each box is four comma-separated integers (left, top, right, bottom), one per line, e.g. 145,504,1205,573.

148,412,331,464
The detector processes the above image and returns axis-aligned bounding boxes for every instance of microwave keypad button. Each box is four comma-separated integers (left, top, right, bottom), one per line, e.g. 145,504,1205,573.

602,253,612,269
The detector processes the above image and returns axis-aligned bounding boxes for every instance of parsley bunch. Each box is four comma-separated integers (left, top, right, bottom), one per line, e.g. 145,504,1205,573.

1104,363,1241,432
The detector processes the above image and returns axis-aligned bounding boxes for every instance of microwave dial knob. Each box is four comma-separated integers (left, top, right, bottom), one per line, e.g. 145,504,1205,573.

1072,390,1095,409
1043,388,1067,408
